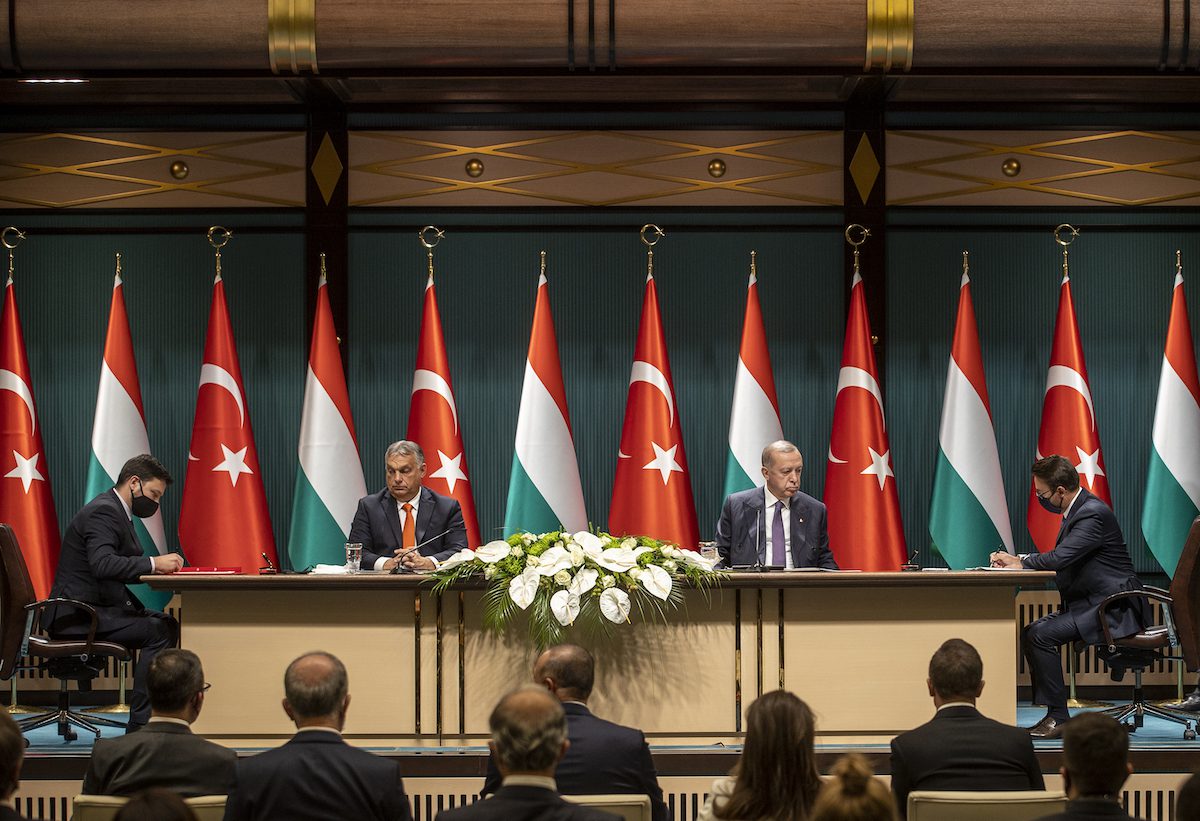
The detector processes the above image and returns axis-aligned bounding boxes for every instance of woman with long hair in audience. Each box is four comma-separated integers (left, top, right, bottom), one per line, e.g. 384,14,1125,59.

697,690,822,821
809,753,898,821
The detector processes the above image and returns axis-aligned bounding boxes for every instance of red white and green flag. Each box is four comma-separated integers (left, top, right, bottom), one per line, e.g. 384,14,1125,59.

178,271,278,569
722,266,783,498
824,271,906,571
288,268,367,569
929,270,1014,568
1142,266,1200,576
0,272,59,597
86,265,170,608
503,268,587,535
407,272,482,548
1028,270,1111,552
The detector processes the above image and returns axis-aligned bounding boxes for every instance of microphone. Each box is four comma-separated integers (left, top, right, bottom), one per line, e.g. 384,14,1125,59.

900,547,921,572
389,528,453,574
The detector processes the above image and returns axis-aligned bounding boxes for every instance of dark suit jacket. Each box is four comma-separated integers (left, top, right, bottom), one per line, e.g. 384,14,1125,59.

46,490,149,633
481,703,667,821
1034,798,1146,820
82,720,237,797
1022,489,1149,644
889,705,1044,817
0,806,28,820
714,487,838,570
223,731,411,821
349,486,468,568
440,785,618,821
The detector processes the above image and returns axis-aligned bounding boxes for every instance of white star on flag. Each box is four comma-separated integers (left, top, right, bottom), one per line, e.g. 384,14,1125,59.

430,449,469,493
212,444,253,487
1074,445,1106,489
5,450,45,493
643,441,684,485
860,446,895,491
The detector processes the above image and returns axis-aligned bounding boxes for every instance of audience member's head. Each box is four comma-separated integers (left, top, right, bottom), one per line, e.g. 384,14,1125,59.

113,789,198,821
1176,770,1200,821
282,651,350,730
714,690,821,821
148,649,207,723
0,710,22,803
533,644,595,703
1059,713,1131,799
809,753,898,821
489,685,569,778
926,638,984,705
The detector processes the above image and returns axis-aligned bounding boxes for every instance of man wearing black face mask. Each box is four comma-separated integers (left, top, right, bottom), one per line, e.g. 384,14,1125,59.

47,454,184,733
990,455,1148,740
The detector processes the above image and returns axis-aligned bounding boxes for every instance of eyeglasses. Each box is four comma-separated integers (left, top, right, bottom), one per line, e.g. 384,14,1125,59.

199,683,212,694
1035,488,1058,501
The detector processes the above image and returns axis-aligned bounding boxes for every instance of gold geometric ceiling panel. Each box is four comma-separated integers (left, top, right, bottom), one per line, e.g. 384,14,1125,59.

888,131,1200,206
350,130,842,207
0,132,304,209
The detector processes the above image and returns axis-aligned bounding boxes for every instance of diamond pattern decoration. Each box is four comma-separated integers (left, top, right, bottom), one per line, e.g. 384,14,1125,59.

311,133,344,206
849,134,880,205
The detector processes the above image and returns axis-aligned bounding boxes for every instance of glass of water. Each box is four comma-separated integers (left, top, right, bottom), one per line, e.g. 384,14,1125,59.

345,542,363,574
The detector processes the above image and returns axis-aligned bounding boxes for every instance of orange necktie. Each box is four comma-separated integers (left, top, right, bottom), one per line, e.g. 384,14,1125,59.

402,502,416,549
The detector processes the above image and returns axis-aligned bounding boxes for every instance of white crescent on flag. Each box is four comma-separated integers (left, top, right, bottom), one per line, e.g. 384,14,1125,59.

0,369,36,434
629,361,675,427
412,368,459,434
198,363,245,428
1044,364,1096,431
827,365,885,464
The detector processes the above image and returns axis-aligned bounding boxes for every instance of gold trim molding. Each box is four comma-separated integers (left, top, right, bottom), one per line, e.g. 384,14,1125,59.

865,0,914,72
268,0,318,75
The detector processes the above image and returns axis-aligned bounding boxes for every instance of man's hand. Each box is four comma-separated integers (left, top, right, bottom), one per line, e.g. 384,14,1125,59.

152,553,185,574
990,551,1022,569
401,551,435,572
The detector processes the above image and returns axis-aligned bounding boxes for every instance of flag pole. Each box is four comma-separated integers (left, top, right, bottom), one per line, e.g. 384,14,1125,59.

640,223,665,278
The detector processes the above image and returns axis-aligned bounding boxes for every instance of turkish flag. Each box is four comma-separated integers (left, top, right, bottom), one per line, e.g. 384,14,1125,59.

609,273,699,549
0,275,60,597
407,274,481,547
824,272,907,571
1027,272,1111,552
178,274,277,569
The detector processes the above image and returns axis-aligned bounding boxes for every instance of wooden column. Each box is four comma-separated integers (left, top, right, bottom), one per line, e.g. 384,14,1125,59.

304,94,349,375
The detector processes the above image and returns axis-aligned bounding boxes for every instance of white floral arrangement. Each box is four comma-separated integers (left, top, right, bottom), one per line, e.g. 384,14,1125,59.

429,530,723,646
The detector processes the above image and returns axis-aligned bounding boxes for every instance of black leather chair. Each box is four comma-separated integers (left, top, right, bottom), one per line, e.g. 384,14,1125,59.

1093,515,1200,739
0,523,131,741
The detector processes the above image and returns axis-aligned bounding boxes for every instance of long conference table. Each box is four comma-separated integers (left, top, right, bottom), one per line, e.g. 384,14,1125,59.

143,570,1053,747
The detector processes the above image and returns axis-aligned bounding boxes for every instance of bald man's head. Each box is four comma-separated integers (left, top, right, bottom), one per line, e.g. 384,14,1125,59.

533,643,595,702
283,651,349,728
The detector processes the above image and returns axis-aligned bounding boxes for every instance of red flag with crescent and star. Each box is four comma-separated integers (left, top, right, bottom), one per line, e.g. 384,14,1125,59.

824,272,907,571
178,273,277,569
609,272,699,549
0,273,60,597
406,273,481,548
1027,271,1111,552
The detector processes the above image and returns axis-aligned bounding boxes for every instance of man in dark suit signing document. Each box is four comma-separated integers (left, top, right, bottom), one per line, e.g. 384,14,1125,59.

349,440,468,571
714,440,838,570
991,455,1149,740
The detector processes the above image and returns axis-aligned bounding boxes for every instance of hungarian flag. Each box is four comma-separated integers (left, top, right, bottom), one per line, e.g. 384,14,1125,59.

824,272,906,571
1028,270,1111,552
0,273,59,597
178,272,277,569
1142,266,1200,576
86,265,170,609
288,268,367,569
723,266,783,498
407,273,481,548
929,270,1014,569
503,269,587,535
609,272,699,549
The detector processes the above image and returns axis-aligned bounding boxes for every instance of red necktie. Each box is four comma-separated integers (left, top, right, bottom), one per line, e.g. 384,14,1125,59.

402,503,416,549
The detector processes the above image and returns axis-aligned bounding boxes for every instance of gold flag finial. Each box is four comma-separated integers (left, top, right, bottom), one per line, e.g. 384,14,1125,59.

845,224,870,277
2,227,25,281
207,226,232,280
1053,224,1078,280
640,224,664,280
419,226,444,280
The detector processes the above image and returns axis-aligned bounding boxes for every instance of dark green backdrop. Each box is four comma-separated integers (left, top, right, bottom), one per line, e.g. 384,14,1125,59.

8,215,1199,576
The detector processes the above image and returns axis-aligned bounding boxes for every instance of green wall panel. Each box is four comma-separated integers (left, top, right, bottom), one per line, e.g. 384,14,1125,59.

888,226,1200,575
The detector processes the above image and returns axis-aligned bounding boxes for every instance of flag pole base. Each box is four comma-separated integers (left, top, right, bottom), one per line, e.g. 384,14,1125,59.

82,704,131,714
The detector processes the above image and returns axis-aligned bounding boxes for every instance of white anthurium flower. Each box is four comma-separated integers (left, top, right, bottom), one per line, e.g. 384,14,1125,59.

600,588,632,623
534,546,572,576
681,551,717,572
631,546,654,558
573,531,603,552
594,548,638,572
569,567,598,595
438,548,476,570
550,590,581,626
640,564,673,600
553,569,572,587
508,571,540,610
475,540,512,564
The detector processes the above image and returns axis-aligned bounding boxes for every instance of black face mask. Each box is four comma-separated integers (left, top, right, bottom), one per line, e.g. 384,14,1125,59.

131,481,159,519
1035,491,1061,515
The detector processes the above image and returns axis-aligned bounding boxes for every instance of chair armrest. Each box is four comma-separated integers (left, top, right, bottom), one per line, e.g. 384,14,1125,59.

25,598,100,648
1143,585,1171,596
1096,589,1172,649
